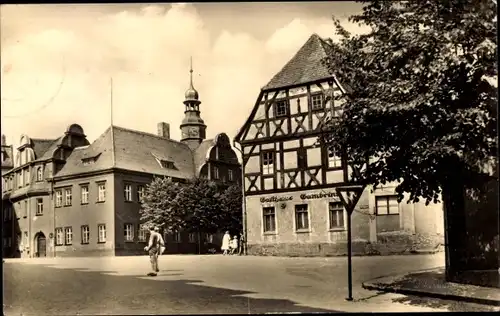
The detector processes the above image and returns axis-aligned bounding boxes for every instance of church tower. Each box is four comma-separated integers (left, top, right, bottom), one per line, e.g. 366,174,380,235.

180,57,207,150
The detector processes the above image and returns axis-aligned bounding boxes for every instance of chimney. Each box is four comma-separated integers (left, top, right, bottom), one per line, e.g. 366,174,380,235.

157,122,170,139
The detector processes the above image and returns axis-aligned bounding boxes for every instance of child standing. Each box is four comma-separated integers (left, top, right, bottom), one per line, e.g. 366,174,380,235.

230,235,238,255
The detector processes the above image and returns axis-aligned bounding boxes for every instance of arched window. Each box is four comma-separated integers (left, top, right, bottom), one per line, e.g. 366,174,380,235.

37,167,43,182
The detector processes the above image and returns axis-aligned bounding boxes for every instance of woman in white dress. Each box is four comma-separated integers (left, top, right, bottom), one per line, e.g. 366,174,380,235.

221,231,231,255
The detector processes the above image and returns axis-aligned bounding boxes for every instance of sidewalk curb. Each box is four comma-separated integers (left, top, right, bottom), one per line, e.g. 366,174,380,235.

362,281,500,307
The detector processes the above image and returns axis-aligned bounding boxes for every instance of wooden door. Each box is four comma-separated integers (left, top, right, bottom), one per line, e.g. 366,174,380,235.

37,235,47,257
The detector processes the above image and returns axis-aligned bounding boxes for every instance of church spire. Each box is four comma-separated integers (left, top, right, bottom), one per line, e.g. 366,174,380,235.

190,56,193,87
180,56,206,150
185,56,199,101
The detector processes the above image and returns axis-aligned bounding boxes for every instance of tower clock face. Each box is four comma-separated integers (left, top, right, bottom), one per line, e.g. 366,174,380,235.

188,127,198,137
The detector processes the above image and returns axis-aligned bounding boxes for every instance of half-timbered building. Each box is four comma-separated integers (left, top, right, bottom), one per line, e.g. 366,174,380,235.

235,34,444,257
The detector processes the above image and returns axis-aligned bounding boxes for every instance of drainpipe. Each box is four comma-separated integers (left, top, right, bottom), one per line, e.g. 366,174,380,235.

232,140,247,255
50,178,55,258
25,191,30,258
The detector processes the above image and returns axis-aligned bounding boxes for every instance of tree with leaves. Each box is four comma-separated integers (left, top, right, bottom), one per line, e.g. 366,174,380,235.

219,183,243,234
177,177,224,233
140,176,185,233
320,0,497,281
140,176,243,237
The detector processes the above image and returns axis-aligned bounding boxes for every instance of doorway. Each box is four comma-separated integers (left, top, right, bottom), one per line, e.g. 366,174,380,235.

35,232,47,257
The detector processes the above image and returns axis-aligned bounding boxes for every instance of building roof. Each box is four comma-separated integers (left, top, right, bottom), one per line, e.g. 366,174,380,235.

193,138,214,173
55,126,196,179
1,145,14,170
112,126,195,179
262,33,333,91
31,138,58,159
55,127,114,177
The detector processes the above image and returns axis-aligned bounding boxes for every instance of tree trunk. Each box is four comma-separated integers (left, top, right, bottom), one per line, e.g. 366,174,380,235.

442,181,468,283
197,231,201,255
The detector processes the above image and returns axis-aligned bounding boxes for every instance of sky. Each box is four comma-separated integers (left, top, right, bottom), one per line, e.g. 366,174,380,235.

1,2,368,150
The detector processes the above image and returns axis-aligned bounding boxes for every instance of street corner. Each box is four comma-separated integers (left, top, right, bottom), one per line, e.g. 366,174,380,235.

362,267,500,307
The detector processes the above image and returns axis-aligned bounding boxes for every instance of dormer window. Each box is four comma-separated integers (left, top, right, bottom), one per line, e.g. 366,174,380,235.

160,160,174,169
82,158,95,165
152,153,175,169
81,153,100,166
274,100,289,117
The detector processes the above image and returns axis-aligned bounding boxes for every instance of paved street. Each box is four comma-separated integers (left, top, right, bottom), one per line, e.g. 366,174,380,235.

3,253,498,315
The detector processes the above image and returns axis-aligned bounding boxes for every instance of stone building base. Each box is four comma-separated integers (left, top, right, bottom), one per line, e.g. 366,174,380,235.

55,248,115,257
247,233,444,257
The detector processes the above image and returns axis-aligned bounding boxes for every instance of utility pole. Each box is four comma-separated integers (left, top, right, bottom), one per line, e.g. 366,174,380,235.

232,140,247,255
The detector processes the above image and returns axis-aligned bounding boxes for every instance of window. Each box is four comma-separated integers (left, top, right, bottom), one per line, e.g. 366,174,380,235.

3,206,11,222
82,158,95,166
64,227,73,245
124,184,132,202
24,168,30,185
205,233,214,243
98,224,106,243
55,190,63,207
36,198,43,215
124,223,134,242
173,231,181,242
81,225,90,244
97,182,106,202
262,151,274,175
375,196,400,232
160,160,175,169
295,204,309,231
64,188,72,206
274,100,289,117
297,148,307,169
213,167,219,179
327,146,342,168
311,94,323,110
228,169,234,181
23,231,28,248
81,185,89,204
263,207,276,233
188,233,196,243
137,185,145,202
329,202,345,230
138,224,147,242
24,201,28,218
36,167,43,181
375,196,400,215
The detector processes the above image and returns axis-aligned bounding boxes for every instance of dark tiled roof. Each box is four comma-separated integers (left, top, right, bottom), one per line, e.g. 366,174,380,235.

263,33,333,91
193,139,215,174
38,136,64,161
55,126,196,179
1,145,14,169
112,126,195,179
31,138,57,159
55,127,114,177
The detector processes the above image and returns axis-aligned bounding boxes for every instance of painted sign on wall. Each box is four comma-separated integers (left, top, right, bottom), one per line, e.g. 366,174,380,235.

260,196,293,203
300,192,337,200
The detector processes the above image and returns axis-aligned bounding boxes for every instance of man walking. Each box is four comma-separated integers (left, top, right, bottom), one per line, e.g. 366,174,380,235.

144,226,164,276
238,231,245,256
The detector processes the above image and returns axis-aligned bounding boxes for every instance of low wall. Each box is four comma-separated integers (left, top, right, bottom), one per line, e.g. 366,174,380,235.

55,248,115,257
247,232,444,257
